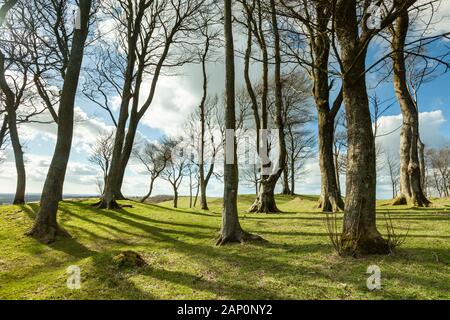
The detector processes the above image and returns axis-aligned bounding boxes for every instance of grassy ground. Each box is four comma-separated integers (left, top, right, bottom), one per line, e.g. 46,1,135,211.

0,194,449,300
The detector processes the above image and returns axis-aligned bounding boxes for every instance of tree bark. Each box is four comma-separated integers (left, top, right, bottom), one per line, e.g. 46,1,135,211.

140,178,155,203
281,165,291,195
173,188,178,208
317,111,344,212
335,1,389,255
7,110,26,204
217,0,262,245
26,0,92,243
391,9,430,207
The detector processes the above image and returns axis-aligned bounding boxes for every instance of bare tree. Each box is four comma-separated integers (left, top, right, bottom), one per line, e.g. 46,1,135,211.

98,0,207,209
160,138,188,208
236,0,287,213
217,0,261,245
88,131,114,195
385,151,400,199
390,3,430,207
281,73,315,195
134,138,172,203
279,0,345,212
0,0,27,204
26,0,93,244
426,146,450,197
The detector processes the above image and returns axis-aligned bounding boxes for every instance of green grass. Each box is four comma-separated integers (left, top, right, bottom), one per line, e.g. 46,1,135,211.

0,195,449,300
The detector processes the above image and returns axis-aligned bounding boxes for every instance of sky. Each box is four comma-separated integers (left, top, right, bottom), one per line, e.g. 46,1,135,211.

0,1,449,200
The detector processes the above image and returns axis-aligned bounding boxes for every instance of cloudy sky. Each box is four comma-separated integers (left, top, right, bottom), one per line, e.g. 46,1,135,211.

0,1,449,200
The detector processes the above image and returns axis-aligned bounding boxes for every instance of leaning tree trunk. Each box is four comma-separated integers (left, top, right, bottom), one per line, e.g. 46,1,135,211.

26,0,91,243
336,1,389,255
217,0,262,245
140,178,155,203
7,111,26,204
0,53,26,205
391,9,430,207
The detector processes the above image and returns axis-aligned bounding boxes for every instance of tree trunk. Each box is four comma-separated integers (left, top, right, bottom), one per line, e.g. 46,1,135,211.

290,158,295,196
317,112,344,212
200,180,208,210
0,115,8,150
173,188,178,208
26,0,91,243
281,165,291,195
391,9,430,207
336,1,389,255
140,178,154,203
249,178,279,213
217,0,262,245
7,112,26,204
418,137,426,193
0,54,26,205
193,183,200,207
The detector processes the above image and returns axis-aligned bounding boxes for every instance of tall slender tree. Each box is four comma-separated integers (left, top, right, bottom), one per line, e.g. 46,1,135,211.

391,2,431,207
217,0,261,245
26,0,92,243
0,0,25,204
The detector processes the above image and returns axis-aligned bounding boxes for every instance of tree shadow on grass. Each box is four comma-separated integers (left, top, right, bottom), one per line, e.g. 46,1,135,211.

19,203,95,259
66,202,215,242
19,200,447,299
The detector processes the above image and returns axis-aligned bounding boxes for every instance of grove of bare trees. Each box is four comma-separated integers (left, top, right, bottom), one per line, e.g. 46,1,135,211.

0,0,448,256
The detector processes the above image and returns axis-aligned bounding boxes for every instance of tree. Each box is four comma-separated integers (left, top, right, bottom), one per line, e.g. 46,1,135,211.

216,0,261,245
195,8,220,211
0,0,26,204
280,73,315,196
88,131,114,195
160,138,188,209
133,139,171,203
26,0,92,244
426,146,450,197
385,151,400,199
236,0,287,213
332,0,417,254
279,0,345,212
98,0,207,209
390,4,430,207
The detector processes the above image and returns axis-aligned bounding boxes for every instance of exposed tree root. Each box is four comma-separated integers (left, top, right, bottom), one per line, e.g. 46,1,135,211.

392,194,431,207
317,194,345,213
25,225,70,244
340,234,390,256
248,197,280,214
216,231,265,246
94,199,121,210
392,195,407,206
